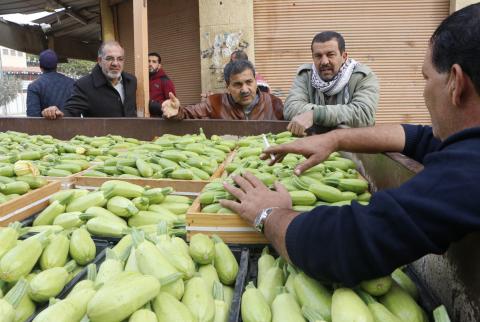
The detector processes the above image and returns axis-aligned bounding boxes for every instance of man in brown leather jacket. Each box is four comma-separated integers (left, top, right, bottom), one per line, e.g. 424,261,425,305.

162,60,284,120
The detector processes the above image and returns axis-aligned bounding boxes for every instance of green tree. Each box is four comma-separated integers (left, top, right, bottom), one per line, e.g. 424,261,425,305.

58,59,95,79
0,76,21,115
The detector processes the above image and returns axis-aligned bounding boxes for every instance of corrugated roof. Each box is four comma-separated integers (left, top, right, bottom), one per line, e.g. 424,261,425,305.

0,0,100,44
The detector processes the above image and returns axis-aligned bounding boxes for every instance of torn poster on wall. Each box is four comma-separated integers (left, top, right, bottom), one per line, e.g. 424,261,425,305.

201,30,249,89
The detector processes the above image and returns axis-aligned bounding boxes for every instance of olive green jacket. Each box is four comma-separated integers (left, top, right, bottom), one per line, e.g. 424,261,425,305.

283,63,379,127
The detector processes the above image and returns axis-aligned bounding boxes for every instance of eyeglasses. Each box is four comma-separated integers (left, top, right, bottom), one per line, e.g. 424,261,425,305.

103,56,125,63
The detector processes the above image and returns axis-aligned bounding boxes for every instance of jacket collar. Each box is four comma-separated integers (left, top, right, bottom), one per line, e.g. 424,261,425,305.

438,126,480,151
225,90,265,115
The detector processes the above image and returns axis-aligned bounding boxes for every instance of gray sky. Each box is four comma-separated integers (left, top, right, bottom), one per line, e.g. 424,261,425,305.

1,12,53,25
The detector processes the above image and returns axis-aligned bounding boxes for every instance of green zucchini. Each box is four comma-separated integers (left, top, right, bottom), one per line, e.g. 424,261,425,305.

332,288,373,322
189,233,215,265
271,289,305,322
182,276,215,322
241,282,272,322
69,227,96,265
212,235,238,285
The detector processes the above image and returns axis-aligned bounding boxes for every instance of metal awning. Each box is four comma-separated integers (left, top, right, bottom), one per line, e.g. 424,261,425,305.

32,0,100,42
0,0,103,60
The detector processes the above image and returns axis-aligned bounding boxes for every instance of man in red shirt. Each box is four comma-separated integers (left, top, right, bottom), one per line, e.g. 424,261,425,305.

148,52,176,116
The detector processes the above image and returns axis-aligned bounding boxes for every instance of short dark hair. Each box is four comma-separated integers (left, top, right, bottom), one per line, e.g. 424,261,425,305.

148,52,161,63
311,31,346,53
430,3,480,95
230,50,249,62
98,41,123,57
223,60,256,85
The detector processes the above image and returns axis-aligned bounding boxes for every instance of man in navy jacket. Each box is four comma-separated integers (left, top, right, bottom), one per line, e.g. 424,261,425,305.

26,49,74,119
220,3,480,286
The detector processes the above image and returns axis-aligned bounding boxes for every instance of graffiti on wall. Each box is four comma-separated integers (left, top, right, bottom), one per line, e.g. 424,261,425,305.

201,31,249,89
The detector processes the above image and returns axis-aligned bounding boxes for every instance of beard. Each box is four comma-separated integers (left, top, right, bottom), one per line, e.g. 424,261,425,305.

101,66,121,81
319,66,335,81
106,70,121,80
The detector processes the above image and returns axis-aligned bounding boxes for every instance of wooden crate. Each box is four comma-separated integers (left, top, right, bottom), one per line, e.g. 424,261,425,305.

39,167,90,187
73,151,235,192
0,180,62,226
74,176,209,193
186,195,268,244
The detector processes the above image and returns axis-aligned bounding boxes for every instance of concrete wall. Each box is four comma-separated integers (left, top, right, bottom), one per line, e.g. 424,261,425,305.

450,0,478,12
198,0,254,93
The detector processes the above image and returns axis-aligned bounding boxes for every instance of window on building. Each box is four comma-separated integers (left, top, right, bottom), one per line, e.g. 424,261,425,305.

2,48,8,55
10,49,16,55
17,51,23,57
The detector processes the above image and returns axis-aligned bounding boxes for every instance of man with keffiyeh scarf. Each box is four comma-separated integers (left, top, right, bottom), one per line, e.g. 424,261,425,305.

284,31,379,136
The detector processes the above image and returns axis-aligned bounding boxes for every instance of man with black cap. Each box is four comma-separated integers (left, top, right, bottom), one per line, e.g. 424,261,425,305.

26,49,75,119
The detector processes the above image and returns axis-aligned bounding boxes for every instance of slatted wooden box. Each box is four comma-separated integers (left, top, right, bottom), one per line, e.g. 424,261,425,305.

186,195,268,244
73,151,235,192
0,180,62,226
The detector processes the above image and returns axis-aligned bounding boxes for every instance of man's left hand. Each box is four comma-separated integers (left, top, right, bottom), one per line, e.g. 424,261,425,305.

220,172,292,225
287,110,314,136
41,106,64,120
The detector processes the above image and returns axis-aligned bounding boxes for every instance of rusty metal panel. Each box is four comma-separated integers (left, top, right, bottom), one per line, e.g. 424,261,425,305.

0,118,290,140
412,236,480,322
353,152,423,192
253,0,449,124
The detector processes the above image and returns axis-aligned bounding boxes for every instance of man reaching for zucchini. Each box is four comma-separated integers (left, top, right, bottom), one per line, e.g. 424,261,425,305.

220,3,480,286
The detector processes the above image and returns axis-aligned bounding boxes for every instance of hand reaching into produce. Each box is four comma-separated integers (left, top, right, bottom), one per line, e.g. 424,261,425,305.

261,133,338,175
220,172,292,225
161,92,181,118
41,106,64,120
262,125,406,175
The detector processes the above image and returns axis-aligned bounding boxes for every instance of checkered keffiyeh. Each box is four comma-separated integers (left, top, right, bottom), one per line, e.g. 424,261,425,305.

311,58,358,96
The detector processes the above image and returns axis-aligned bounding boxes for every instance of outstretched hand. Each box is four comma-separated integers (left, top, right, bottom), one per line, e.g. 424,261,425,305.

260,134,337,175
161,92,181,118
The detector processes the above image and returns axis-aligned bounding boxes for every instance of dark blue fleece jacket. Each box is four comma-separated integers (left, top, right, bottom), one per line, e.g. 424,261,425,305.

285,124,480,286
26,71,75,117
